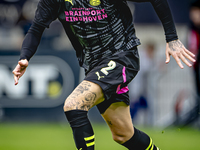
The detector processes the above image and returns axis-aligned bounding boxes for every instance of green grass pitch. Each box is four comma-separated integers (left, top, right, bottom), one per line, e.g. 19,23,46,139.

0,123,200,150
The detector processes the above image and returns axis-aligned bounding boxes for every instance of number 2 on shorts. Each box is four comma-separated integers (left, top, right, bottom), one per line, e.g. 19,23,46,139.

101,60,116,75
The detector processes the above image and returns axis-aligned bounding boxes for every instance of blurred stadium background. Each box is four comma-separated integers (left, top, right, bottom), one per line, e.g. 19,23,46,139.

0,0,200,149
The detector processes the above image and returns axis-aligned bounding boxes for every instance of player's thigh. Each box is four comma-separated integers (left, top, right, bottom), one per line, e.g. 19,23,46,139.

101,102,134,143
63,80,104,111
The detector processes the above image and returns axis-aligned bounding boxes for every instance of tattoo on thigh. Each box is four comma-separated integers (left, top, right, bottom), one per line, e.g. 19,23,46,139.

70,81,92,99
85,92,96,101
66,81,98,111
79,100,90,110
107,120,112,126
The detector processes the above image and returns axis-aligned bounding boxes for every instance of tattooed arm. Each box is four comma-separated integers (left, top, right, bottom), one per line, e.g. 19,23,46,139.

165,39,196,69
131,0,196,68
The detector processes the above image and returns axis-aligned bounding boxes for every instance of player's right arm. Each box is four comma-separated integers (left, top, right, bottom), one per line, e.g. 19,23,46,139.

13,0,60,85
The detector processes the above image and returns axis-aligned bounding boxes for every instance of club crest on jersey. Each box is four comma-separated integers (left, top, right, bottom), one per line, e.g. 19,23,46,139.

65,0,73,5
89,0,101,6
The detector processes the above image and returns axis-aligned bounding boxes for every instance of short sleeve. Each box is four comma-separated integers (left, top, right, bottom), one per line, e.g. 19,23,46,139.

33,0,60,28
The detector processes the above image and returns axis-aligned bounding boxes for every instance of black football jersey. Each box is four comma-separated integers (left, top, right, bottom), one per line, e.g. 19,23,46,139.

34,0,140,69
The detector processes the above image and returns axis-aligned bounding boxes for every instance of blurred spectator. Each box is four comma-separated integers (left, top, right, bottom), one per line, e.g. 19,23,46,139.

0,0,33,50
188,0,200,99
129,42,157,125
0,0,68,51
17,0,38,35
178,0,200,127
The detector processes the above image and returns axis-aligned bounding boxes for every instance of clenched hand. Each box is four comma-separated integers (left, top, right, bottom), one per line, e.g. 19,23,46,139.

12,59,29,85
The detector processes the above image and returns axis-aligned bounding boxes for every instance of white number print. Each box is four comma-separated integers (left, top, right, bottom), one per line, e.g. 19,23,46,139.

100,60,116,75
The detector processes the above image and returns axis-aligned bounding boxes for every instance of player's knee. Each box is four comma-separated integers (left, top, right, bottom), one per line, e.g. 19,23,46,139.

112,133,131,144
110,125,133,144
113,136,128,144
63,104,69,112
63,98,90,112
63,99,76,112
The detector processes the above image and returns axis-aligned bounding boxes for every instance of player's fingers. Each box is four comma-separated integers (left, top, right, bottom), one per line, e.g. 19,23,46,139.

12,71,21,76
179,54,192,67
165,51,170,64
182,50,196,63
14,75,19,85
184,47,195,58
174,55,184,69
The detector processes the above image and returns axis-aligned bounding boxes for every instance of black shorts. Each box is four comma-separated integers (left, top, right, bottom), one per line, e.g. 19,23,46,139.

84,48,140,114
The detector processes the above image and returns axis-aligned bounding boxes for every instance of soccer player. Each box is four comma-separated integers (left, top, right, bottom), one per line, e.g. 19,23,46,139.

13,0,196,149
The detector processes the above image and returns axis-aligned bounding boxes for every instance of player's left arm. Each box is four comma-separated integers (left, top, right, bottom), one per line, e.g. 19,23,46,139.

130,0,196,68
165,39,195,69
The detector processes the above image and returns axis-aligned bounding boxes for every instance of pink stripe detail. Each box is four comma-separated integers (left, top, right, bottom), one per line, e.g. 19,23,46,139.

116,66,129,94
116,84,121,93
116,86,129,94
122,66,126,83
